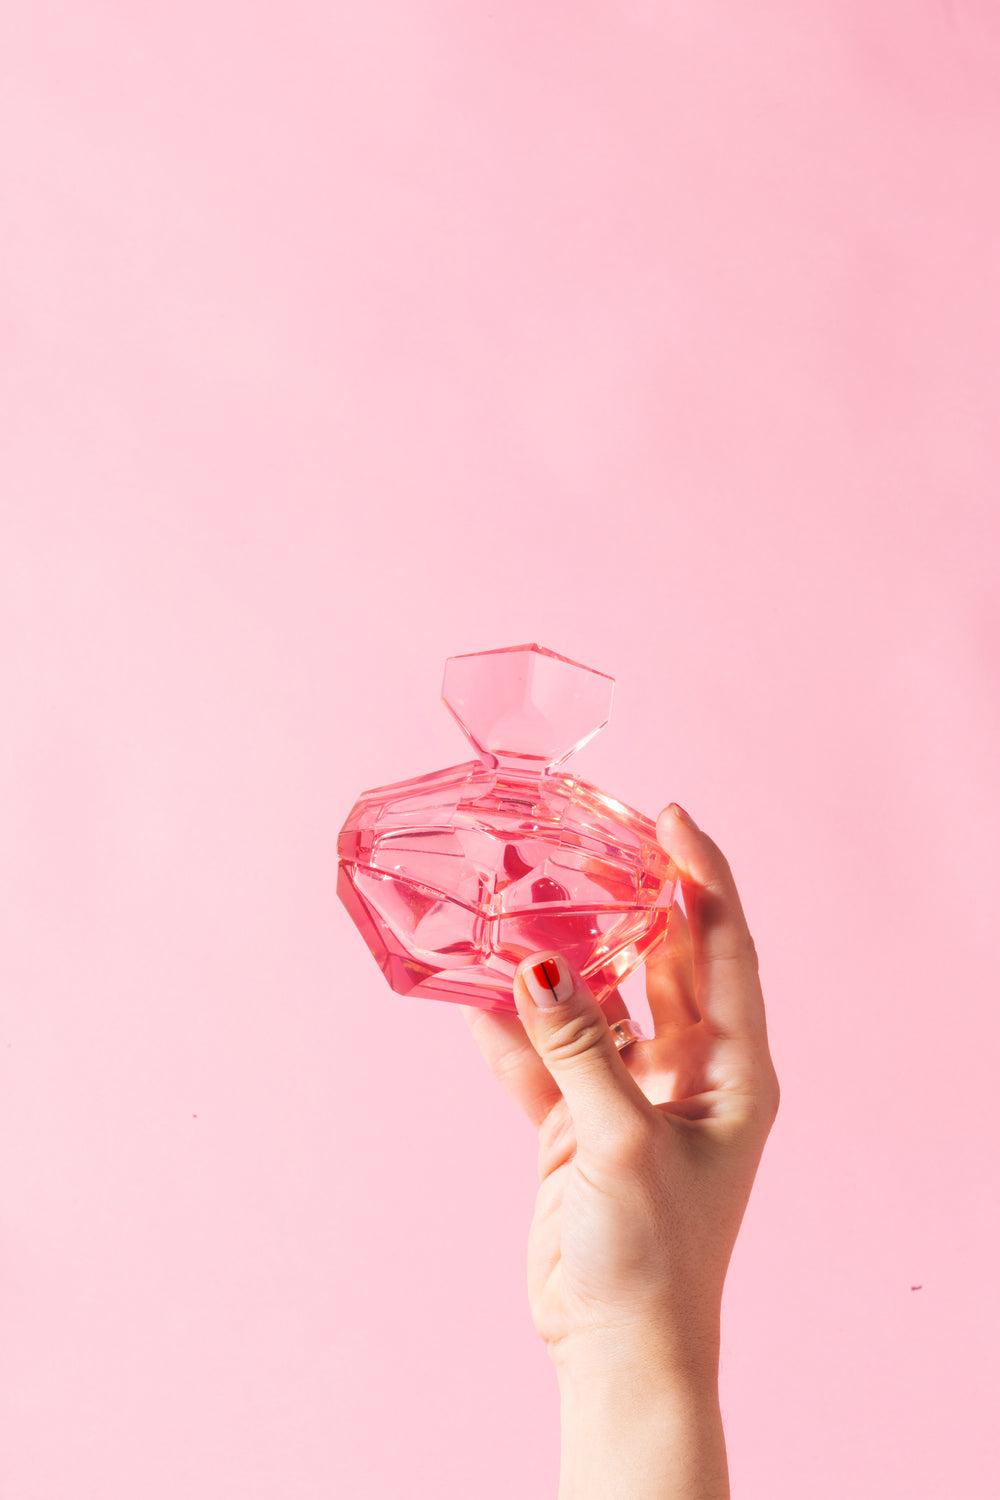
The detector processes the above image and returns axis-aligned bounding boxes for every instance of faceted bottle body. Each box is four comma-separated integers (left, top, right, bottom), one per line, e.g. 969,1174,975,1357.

338,759,677,1013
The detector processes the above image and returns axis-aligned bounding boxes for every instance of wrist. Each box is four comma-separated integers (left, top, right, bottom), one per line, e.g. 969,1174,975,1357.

552,1328,728,1500
550,1314,722,1394
554,1328,722,1425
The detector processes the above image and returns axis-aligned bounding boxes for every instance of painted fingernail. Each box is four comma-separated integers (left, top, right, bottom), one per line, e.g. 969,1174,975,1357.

520,954,575,1008
669,803,700,831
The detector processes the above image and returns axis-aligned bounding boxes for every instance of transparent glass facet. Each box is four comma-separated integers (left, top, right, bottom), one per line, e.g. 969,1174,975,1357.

337,644,679,1014
442,642,614,771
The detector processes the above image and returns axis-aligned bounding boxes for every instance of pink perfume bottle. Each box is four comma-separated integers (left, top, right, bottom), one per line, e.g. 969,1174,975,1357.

337,644,679,1014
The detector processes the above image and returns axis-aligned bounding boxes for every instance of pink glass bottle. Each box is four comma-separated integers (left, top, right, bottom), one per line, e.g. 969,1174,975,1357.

337,644,679,1013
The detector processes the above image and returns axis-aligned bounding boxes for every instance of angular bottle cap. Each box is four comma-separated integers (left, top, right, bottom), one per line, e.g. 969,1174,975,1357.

442,643,614,772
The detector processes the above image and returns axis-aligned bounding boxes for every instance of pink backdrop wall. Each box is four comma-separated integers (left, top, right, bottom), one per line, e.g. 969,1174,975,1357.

2,4,998,1496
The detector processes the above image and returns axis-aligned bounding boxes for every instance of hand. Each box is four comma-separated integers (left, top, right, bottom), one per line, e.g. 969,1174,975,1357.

462,803,780,1381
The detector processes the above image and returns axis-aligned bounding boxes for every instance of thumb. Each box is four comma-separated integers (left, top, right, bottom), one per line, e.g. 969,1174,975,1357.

513,952,653,1154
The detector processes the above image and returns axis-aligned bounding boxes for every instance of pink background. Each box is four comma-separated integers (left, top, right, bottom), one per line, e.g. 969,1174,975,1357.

2,4,998,1496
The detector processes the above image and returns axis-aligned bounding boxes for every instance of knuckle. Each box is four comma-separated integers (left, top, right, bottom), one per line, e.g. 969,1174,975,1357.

729,926,758,961
712,930,760,973
736,930,761,969
729,1061,780,1131
752,1067,781,1126
543,1012,613,1067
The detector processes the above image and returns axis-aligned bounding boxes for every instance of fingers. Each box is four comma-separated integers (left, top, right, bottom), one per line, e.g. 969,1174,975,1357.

644,900,700,1032
461,1003,562,1130
461,982,639,1132
654,804,767,1044
510,954,654,1153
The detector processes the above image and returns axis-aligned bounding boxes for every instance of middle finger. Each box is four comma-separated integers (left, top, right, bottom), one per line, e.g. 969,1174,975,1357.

645,902,700,1034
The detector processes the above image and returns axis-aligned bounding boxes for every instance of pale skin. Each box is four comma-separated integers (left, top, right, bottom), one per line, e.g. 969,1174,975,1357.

462,803,780,1499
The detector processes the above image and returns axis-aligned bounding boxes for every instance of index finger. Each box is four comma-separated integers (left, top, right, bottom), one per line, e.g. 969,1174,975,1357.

654,803,768,1045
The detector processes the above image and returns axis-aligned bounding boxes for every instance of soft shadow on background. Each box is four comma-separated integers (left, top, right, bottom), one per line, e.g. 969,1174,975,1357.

2,4,998,1497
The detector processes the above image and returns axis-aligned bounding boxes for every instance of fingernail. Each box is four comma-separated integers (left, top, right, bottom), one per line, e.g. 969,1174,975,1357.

519,953,575,1008
669,802,700,831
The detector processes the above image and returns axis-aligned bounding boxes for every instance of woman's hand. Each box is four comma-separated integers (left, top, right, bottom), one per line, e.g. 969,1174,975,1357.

462,803,780,1384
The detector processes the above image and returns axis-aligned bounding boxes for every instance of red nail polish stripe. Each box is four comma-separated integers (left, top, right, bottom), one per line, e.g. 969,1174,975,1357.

531,959,561,993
